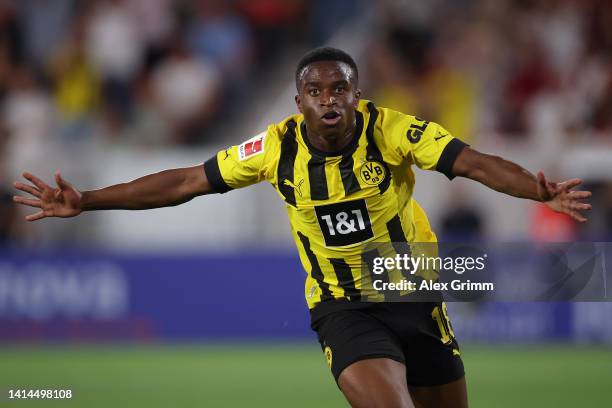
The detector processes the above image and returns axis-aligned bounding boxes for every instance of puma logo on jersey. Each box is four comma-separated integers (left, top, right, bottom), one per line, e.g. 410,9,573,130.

283,178,304,197
434,131,448,141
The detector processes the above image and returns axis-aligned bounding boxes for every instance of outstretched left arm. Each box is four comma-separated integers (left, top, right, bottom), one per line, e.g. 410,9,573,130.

451,147,592,222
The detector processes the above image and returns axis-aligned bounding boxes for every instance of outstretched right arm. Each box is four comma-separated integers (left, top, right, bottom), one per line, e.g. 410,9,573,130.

13,165,212,221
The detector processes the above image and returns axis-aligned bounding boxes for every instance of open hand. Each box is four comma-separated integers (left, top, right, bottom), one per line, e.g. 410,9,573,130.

536,171,592,222
13,171,83,221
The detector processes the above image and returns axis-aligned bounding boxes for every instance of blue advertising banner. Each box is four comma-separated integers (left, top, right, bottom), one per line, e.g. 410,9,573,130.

0,250,313,341
0,249,611,342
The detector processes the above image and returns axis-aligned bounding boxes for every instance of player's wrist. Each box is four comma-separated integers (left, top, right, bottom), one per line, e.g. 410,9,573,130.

80,190,97,211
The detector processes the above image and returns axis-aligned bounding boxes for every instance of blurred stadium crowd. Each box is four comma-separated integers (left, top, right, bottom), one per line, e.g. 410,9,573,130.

0,0,348,147
366,0,612,141
0,0,611,246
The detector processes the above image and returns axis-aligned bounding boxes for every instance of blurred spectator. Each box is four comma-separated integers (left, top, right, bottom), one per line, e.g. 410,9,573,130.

150,33,220,144
0,1,21,100
592,75,612,132
238,0,304,62
422,35,478,143
366,43,421,118
2,66,56,177
49,12,100,142
366,2,479,142
126,0,174,47
0,186,18,245
0,162,19,245
187,0,253,90
125,0,175,75
123,70,171,146
524,0,584,86
584,0,612,60
85,0,143,81
187,0,254,113
498,36,556,135
15,0,74,67
439,187,485,241
85,0,144,122
441,207,484,242
0,1,21,66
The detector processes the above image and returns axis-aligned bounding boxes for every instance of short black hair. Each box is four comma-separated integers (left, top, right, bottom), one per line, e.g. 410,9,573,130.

295,47,358,90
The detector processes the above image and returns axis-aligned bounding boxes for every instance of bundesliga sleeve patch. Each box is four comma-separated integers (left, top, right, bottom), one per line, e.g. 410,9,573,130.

238,133,265,161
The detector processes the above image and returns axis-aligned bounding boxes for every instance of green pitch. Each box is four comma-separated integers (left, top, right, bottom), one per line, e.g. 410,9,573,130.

1,344,610,407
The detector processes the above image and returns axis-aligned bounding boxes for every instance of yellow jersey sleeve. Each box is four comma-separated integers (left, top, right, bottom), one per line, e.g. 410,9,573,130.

378,107,469,179
204,130,274,193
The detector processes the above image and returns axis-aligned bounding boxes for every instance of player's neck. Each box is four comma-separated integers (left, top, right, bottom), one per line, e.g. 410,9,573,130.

306,122,355,153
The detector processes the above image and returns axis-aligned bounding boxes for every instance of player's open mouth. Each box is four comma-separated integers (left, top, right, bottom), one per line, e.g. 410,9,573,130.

321,111,342,126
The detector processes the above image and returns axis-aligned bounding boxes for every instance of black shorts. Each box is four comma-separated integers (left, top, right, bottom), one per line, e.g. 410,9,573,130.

311,301,464,387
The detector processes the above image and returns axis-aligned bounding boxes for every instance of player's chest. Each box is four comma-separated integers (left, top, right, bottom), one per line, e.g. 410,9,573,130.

276,153,392,206
276,153,398,247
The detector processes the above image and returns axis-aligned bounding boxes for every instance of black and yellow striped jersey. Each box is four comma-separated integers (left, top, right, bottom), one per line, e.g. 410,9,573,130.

204,100,467,315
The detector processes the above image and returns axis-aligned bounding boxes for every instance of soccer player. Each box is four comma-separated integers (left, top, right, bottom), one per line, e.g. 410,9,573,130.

13,47,591,408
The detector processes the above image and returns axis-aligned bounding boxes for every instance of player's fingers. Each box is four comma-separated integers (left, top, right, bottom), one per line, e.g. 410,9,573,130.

538,171,557,196
560,178,582,191
569,190,592,199
55,171,64,189
537,171,547,188
567,202,591,211
25,210,47,222
13,195,42,208
568,210,587,223
23,172,49,191
14,182,42,198
55,170,71,191
536,171,550,199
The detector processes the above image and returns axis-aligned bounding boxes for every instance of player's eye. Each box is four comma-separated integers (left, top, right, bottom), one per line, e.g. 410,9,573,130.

335,86,346,94
309,89,320,96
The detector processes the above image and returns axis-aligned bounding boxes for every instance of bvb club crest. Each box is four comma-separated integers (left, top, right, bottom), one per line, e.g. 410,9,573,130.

324,346,333,367
360,161,386,186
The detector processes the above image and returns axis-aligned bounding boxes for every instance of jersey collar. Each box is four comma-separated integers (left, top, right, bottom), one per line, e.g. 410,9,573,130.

300,111,364,158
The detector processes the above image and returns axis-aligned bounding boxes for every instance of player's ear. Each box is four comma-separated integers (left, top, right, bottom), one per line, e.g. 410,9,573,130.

354,88,361,106
295,94,302,113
